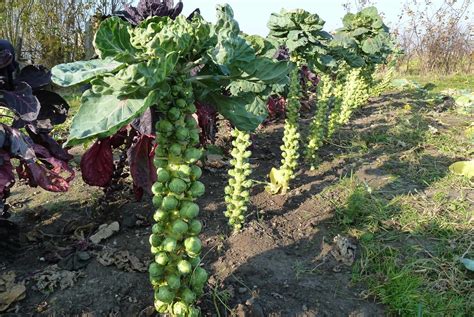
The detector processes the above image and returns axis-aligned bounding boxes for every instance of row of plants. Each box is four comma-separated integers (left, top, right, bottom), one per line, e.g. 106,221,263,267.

0,0,397,315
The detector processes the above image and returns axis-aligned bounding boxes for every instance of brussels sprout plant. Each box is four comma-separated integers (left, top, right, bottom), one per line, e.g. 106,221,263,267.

52,3,289,315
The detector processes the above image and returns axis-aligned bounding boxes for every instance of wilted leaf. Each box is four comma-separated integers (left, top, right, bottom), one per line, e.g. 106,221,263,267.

449,160,474,179
266,167,287,194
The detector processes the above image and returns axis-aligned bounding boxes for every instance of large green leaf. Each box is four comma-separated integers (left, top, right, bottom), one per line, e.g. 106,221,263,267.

203,92,268,132
51,58,123,87
66,89,158,146
94,17,138,62
210,4,255,74
361,35,384,55
240,58,291,83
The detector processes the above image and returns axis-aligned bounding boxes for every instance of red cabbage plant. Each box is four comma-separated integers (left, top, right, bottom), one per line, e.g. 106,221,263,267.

0,39,73,249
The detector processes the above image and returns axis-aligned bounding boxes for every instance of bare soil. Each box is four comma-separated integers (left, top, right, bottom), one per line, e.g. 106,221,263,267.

2,92,459,317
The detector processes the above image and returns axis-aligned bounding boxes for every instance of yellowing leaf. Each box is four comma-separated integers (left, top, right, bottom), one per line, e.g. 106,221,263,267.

449,160,474,179
403,104,412,112
266,167,287,194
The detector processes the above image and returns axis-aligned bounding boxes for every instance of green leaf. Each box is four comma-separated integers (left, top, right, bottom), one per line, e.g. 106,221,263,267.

203,92,268,132
94,17,138,62
460,258,474,271
66,89,158,146
240,58,291,83
352,27,370,37
318,55,336,68
116,52,178,88
361,36,384,54
51,58,123,87
210,4,255,74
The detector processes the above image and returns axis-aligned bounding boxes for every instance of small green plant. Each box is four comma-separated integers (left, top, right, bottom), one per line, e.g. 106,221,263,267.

224,129,253,230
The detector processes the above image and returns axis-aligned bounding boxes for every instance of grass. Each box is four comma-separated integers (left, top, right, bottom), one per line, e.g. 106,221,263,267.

318,95,473,316
395,73,474,93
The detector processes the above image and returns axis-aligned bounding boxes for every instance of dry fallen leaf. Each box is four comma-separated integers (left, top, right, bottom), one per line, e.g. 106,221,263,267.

96,248,147,272
89,221,120,244
0,272,26,312
34,265,84,294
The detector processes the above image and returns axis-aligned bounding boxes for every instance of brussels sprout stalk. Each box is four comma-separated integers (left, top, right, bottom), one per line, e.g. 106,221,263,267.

327,79,344,138
305,74,332,169
267,66,302,194
224,129,253,230
150,77,207,317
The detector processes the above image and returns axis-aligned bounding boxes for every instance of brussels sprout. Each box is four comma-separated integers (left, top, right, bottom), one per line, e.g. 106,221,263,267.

184,148,202,163
188,220,202,235
156,168,171,183
149,234,162,247
156,286,175,303
173,301,189,316
169,178,187,195
157,120,174,134
154,299,169,313
175,98,187,108
169,143,182,156
171,219,189,235
168,107,181,121
162,237,177,252
153,209,167,222
180,202,199,219
152,223,164,234
175,127,190,142
190,166,202,180
177,259,192,274
190,267,208,287
187,104,197,113
154,158,167,168
152,195,163,208
149,262,164,277
181,288,196,304
162,195,179,210
184,237,202,255
152,182,165,195
176,164,191,178
155,252,169,266
166,274,181,290
185,116,198,129
189,256,201,267
189,181,205,197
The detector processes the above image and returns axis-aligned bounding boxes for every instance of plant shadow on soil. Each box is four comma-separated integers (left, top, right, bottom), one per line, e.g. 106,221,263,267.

1,90,472,316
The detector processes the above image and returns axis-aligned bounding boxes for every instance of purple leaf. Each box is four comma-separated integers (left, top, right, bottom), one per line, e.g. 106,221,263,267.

128,133,156,200
0,150,15,200
80,138,114,187
0,50,13,69
195,101,218,145
25,125,73,161
0,82,40,121
15,65,52,90
14,90,69,131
